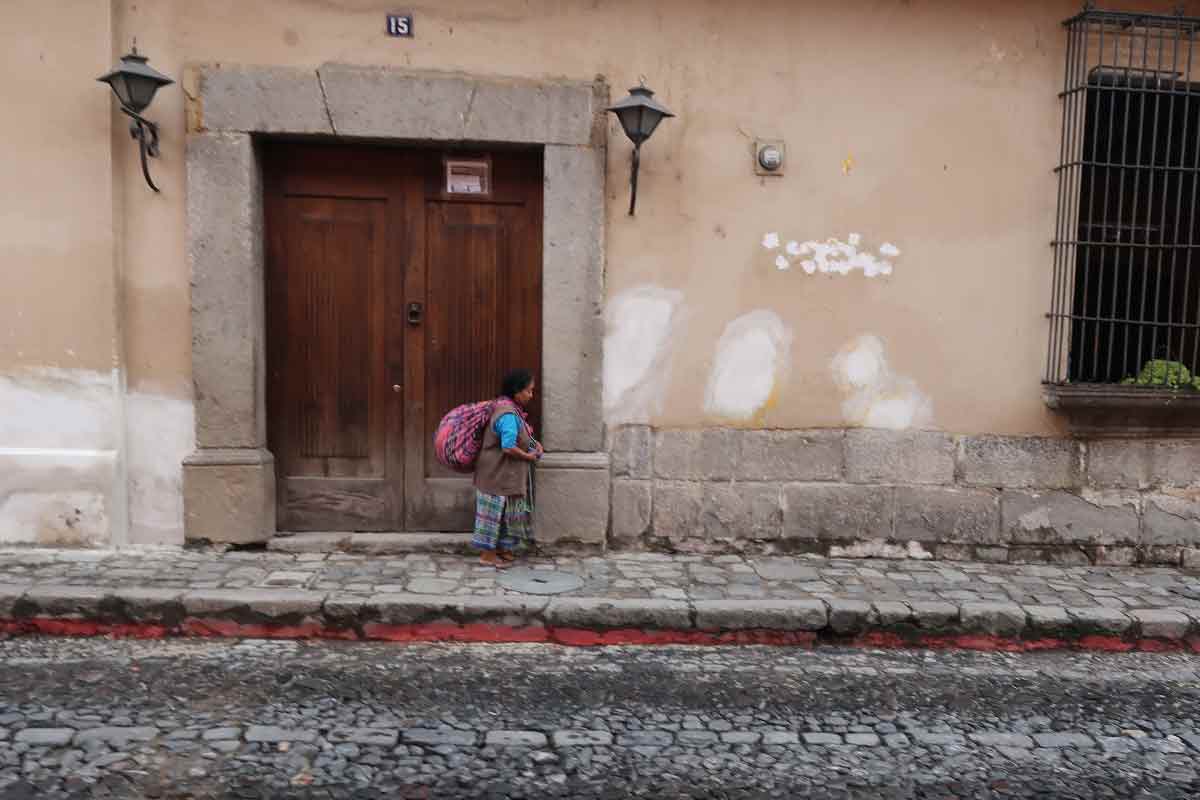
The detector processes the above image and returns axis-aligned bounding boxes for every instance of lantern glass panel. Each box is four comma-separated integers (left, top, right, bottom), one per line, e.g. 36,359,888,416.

125,75,160,112
110,74,133,107
614,107,640,142
637,109,664,141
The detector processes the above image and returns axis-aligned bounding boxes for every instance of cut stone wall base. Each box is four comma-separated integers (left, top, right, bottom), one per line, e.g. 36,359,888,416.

608,425,1200,567
534,452,610,549
182,449,275,545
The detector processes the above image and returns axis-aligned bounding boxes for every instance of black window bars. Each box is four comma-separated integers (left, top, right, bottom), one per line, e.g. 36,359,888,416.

1047,5,1200,390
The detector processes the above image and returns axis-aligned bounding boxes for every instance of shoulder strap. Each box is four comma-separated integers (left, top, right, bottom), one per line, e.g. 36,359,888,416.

490,398,532,437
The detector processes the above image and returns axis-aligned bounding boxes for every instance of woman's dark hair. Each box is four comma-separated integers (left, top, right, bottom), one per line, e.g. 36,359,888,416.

501,369,535,398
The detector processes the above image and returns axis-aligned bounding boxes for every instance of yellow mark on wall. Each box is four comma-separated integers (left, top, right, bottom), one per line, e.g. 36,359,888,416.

749,384,781,428
708,383,779,430
182,66,205,133
841,154,854,176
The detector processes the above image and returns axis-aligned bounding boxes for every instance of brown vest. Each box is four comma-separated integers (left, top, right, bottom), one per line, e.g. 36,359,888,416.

473,404,532,497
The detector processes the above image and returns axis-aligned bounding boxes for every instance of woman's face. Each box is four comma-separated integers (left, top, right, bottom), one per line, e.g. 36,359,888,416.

515,380,535,407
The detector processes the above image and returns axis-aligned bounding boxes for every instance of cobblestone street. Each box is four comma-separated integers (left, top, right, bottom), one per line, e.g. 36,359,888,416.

1,637,1199,798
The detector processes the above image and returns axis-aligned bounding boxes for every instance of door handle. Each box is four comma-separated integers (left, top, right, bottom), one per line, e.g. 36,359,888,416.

407,302,424,326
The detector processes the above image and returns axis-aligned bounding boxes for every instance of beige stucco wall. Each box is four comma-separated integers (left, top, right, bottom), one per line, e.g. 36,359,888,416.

1,0,117,375
108,0,1098,439
0,0,194,547
0,0,123,546
4,0,1190,545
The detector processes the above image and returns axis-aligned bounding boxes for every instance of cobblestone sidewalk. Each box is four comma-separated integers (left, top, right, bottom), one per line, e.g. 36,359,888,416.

1,548,1199,646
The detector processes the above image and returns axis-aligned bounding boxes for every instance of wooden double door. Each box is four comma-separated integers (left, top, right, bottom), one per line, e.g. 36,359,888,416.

264,143,543,532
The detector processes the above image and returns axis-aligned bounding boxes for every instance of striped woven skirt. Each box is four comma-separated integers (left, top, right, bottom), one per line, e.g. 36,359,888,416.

471,490,533,552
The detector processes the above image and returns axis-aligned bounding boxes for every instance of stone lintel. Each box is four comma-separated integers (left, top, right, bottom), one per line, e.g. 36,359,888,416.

192,63,598,146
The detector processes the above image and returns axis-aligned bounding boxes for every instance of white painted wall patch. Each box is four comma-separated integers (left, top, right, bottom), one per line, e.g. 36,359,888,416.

765,232,901,277
0,367,117,450
602,286,684,425
0,367,195,547
126,392,195,544
831,334,932,430
704,310,792,422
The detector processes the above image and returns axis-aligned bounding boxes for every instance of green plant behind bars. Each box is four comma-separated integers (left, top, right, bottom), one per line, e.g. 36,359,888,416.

1120,359,1199,390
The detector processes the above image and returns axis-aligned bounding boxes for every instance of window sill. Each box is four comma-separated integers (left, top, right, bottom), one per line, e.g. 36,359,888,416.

1043,384,1200,438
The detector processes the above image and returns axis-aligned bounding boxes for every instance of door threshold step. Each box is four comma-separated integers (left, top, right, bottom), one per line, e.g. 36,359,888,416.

269,532,475,556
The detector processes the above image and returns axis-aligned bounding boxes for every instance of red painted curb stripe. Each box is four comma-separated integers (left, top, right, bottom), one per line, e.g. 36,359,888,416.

3,617,1200,653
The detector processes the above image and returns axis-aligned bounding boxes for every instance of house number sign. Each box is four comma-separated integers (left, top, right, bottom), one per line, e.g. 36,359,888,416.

386,14,413,37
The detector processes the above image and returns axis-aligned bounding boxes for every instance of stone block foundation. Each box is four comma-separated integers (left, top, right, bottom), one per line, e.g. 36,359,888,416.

608,426,1200,566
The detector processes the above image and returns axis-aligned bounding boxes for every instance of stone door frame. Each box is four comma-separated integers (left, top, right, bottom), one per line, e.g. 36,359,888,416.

182,64,611,547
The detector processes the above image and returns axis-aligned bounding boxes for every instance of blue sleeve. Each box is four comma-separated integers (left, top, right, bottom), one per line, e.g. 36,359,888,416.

494,413,519,449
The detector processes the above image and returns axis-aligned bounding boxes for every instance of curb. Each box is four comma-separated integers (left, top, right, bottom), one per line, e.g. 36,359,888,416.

2,584,1200,652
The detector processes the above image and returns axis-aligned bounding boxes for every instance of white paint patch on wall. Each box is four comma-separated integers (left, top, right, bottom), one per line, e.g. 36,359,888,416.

0,367,117,449
126,392,194,544
603,286,684,424
831,334,933,430
0,491,108,546
765,232,901,277
0,368,196,546
0,449,115,546
0,367,119,545
704,311,793,421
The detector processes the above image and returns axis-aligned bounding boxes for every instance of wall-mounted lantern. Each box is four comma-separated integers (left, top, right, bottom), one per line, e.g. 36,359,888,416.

607,81,675,216
97,44,174,192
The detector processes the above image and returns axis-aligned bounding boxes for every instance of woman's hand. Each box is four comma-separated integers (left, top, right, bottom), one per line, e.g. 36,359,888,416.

503,445,540,463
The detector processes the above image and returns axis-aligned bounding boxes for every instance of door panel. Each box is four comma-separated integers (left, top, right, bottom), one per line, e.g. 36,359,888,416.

404,151,543,531
265,146,406,531
286,199,379,477
425,204,503,478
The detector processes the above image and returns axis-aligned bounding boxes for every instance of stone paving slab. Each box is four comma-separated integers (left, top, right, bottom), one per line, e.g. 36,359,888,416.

0,548,1199,646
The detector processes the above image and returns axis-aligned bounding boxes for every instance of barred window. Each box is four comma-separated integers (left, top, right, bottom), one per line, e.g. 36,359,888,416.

1047,5,1200,394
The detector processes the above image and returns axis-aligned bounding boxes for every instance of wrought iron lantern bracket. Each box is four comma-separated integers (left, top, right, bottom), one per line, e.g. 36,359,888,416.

97,44,173,193
121,107,163,192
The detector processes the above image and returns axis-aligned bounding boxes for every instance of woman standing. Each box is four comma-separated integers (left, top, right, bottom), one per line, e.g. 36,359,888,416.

472,369,543,568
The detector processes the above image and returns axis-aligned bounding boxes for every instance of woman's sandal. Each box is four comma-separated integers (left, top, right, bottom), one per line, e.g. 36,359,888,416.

497,551,516,563
479,552,512,569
